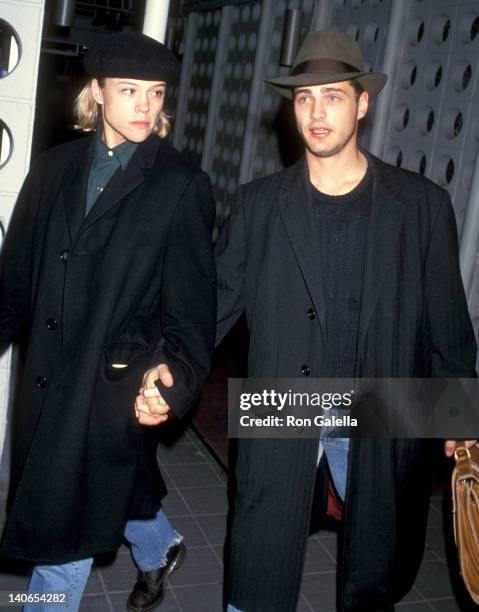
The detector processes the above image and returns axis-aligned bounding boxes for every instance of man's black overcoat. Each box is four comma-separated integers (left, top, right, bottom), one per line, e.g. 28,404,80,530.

216,153,477,611
0,134,217,563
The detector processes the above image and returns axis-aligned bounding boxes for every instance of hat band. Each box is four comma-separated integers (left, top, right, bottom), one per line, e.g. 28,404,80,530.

291,58,360,76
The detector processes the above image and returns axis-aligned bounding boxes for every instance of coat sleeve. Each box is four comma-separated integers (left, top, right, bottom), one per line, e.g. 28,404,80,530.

425,190,477,377
215,188,247,346
154,171,217,419
0,163,43,352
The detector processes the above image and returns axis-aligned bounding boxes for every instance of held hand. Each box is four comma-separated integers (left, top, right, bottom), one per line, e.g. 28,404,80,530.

444,439,477,457
134,363,174,426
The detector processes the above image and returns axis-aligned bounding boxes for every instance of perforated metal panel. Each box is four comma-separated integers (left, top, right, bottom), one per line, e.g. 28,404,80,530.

381,1,478,230
329,0,392,146
378,0,479,356
209,2,262,226
181,9,222,165
252,0,317,181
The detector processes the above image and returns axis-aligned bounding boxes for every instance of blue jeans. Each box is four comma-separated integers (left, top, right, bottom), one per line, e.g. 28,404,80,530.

318,437,349,500
24,507,181,612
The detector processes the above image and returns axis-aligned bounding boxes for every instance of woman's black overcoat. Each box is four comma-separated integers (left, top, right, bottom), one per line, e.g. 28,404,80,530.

0,133,216,563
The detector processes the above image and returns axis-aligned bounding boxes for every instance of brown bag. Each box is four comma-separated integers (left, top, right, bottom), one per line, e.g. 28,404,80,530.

452,444,479,604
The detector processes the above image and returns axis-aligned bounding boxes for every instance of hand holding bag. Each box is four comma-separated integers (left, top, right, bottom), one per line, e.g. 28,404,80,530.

452,444,479,604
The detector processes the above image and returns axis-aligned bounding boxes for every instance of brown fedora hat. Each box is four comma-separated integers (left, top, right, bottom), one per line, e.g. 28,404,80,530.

266,30,387,99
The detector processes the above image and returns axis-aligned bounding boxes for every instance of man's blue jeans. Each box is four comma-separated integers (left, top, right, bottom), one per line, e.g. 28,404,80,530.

24,506,181,612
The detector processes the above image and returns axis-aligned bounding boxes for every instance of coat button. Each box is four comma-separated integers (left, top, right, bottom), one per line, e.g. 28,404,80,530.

301,364,310,376
307,308,316,320
46,318,58,330
35,376,48,389
60,250,69,262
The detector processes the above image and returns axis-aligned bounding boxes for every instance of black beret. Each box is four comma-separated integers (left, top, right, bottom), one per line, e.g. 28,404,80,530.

83,32,180,83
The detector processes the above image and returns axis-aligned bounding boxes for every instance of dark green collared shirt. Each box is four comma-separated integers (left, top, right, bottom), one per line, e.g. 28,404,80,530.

85,129,138,216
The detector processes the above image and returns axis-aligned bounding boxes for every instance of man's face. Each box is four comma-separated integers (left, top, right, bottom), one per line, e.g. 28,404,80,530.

91,77,166,147
293,81,368,158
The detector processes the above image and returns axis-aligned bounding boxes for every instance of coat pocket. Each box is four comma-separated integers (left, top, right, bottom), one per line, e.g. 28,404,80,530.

103,342,153,382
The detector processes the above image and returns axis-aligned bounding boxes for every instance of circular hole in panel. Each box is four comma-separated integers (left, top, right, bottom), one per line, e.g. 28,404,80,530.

452,61,472,92
408,18,425,45
432,15,451,44
232,150,241,166
205,12,212,26
214,10,221,26
407,151,427,175
244,62,253,80
252,4,261,21
459,12,479,43
240,91,249,109
351,0,364,7
0,120,13,166
347,24,360,41
238,34,246,51
400,61,418,89
364,23,380,46
424,60,442,90
201,38,208,51
248,33,258,51
0,20,21,77
236,120,245,137
435,155,455,186
228,177,237,194
195,141,202,155
385,146,403,167
198,13,205,27
417,106,435,135
393,104,410,131
242,5,251,22
443,108,463,139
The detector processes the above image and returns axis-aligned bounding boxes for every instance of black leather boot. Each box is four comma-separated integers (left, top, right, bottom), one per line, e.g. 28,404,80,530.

127,541,187,611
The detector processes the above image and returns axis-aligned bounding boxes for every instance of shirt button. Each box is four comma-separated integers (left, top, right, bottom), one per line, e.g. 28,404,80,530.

301,364,310,377
46,319,58,330
108,150,114,157
307,308,316,320
35,376,48,389
60,250,69,262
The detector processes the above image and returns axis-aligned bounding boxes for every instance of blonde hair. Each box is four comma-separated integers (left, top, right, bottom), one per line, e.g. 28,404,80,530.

74,79,171,138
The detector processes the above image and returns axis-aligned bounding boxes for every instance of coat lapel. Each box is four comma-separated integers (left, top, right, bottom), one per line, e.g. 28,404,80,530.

81,154,145,231
75,134,166,238
277,159,327,332
62,138,93,241
356,153,406,365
